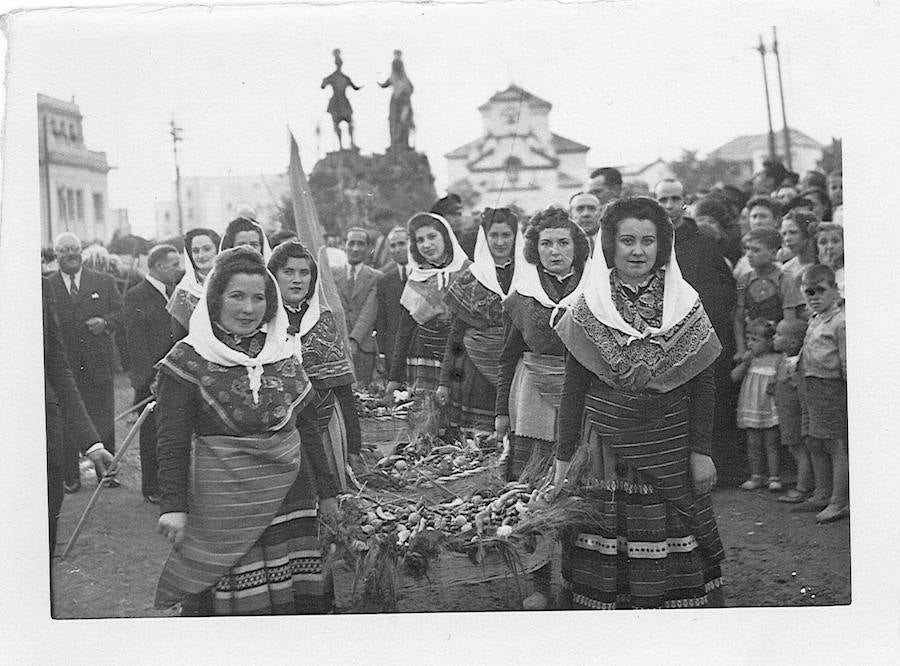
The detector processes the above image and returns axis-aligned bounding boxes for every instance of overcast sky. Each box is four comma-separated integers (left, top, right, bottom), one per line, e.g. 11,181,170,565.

3,0,866,236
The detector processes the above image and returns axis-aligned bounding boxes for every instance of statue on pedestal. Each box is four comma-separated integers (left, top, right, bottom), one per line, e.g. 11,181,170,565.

379,50,414,151
321,49,361,151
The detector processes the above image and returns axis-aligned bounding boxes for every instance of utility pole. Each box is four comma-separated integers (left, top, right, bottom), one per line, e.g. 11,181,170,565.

772,26,792,171
756,35,777,163
169,118,184,235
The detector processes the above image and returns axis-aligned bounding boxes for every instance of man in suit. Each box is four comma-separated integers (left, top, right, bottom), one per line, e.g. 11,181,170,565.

43,279,114,557
49,232,123,492
333,227,382,386
375,226,409,378
123,244,181,503
365,207,398,269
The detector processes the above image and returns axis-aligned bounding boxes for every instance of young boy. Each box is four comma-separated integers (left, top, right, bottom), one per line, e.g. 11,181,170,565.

795,264,848,523
772,318,813,503
733,227,804,361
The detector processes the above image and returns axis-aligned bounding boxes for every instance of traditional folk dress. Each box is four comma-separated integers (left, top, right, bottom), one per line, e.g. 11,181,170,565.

440,225,514,429
166,247,207,341
496,229,590,482
285,254,361,493
554,242,725,610
389,214,470,392
154,266,337,615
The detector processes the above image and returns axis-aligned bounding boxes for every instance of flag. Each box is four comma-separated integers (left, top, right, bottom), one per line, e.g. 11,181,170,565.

287,129,353,377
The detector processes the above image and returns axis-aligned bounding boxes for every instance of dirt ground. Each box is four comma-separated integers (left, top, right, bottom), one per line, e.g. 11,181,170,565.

49,374,850,618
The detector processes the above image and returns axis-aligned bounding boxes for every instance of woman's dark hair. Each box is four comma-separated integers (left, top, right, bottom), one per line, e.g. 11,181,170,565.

206,246,279,325
268,228,298,247
481,207,518,235
745,317,776,340
267,240,318,300
220,217,264,251
799,186,832,220
407,213,454,266
782,209,819,239
598,197,673,271
522,206,590,269
184,227,221,271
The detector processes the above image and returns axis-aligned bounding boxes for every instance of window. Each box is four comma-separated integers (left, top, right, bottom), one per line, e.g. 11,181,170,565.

67,189,76,226
57,186,68,226
76,189,85,224
93,193,105,222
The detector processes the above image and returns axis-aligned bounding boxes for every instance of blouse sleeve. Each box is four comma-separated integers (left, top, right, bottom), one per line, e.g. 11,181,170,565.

295,398,339,499
439,316,468,387
686,364,716,456
156,369,198,514
389,310,417,383
495,318,527,417
556,352,593,462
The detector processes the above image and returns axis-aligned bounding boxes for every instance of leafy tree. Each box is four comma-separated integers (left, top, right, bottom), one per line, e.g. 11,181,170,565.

668,149,747,193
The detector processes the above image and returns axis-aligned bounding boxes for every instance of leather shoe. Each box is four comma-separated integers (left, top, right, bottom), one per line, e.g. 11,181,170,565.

102,477,121,488
63,480,81,494
143,493,161,504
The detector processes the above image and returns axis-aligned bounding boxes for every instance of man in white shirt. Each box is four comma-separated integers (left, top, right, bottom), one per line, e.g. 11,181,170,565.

569,191,602,250
333,228,383,385
376,227,410,377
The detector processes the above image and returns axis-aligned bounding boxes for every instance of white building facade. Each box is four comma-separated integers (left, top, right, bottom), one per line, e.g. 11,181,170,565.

708,129,824,177
38,94,112,246
445,85,590,215
154,173,290,239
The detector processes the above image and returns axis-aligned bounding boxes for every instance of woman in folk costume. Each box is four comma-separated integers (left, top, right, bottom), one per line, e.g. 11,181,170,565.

549,197,725,610
385,213,471,397
154,247,338,615
435,208,517,429
220,215,273,261
494,206,591,483
268,240,366,486
167,227,220,341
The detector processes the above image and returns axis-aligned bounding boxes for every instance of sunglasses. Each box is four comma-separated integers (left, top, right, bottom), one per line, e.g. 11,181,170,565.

803,285,829,296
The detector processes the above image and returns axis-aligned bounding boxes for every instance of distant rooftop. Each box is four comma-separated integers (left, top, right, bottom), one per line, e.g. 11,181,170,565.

478,84,553,112
709,129,824,161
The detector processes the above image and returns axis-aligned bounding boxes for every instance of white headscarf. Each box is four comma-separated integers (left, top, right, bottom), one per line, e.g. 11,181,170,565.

406,213,468,290
469,224,513,297
184,250,295,404
172,247,206,301
509,219,591,326
220,217,272,263
580,219,698,343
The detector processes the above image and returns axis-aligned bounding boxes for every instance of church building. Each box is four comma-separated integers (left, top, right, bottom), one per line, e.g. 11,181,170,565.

445,85,590,214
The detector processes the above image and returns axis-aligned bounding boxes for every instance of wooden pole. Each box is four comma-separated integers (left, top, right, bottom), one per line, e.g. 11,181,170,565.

61,402,155,558
772,26,793,171
757,35,777,162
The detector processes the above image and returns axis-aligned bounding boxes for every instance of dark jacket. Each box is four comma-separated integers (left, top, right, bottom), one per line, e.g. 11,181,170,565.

48,268,123,385
674,217,736,345
375,262,407,372
124,278,176,391
43,278,100,467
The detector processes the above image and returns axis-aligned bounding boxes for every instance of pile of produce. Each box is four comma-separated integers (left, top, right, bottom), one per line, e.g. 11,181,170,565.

355,389,413,418
370,430,502,486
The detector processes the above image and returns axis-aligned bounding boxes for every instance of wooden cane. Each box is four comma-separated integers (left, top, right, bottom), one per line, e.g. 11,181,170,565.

61,401,155,558
114,394,153,422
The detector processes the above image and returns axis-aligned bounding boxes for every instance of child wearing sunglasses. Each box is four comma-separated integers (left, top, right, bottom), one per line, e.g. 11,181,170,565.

795,264,848,523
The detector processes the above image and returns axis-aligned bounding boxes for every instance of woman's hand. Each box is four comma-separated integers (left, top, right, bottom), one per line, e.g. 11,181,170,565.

493,415,510,440
158,512,188,551
383,381,401,405
318,497,339,523
435,385,450,407
690,453,717,495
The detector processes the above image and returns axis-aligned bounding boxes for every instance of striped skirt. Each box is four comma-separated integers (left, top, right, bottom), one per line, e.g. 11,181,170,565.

561,384,725,610
406,318,450,392
156,429,329,615
444,327,503,430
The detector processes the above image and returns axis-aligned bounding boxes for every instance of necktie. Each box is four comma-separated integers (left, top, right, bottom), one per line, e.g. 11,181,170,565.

348,265,356,293
69,275,79,300
400,265,406,282
165,283,174,299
